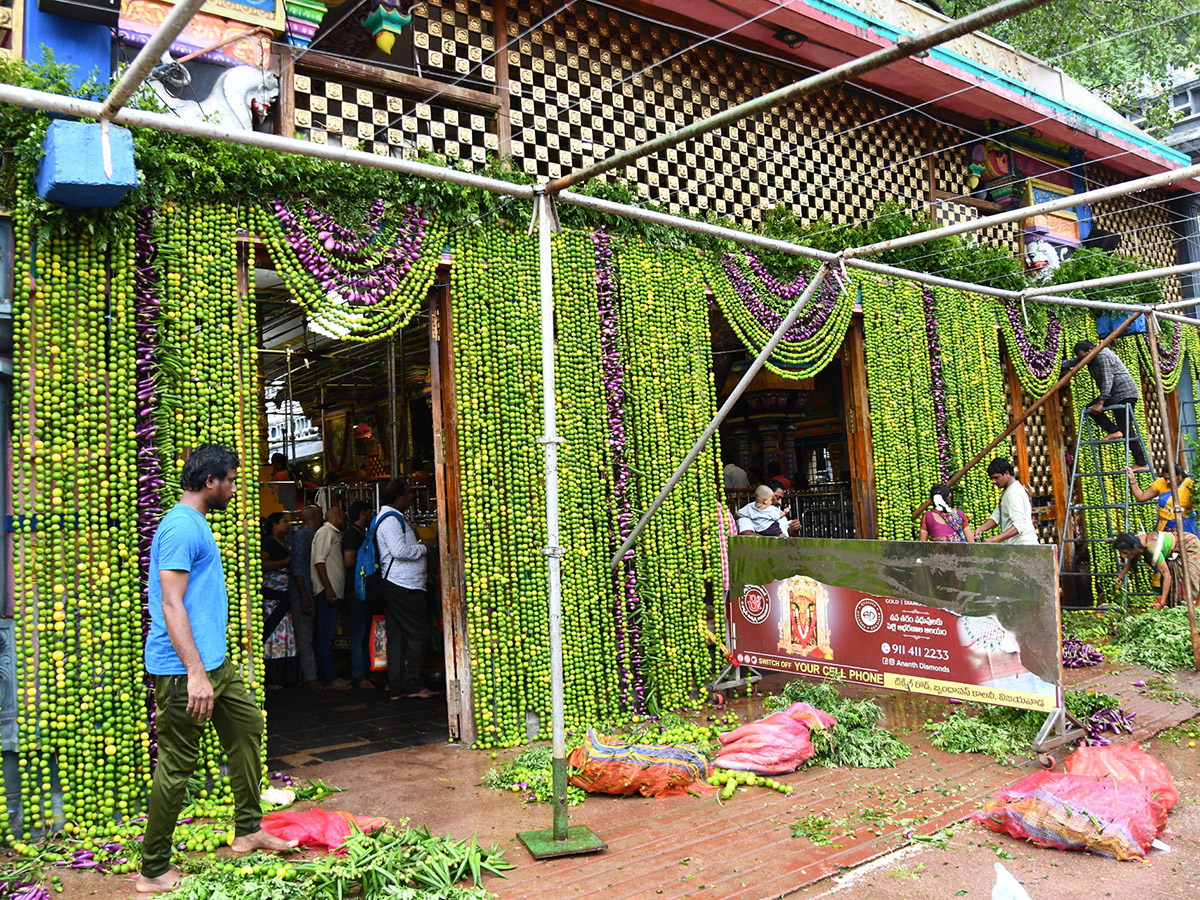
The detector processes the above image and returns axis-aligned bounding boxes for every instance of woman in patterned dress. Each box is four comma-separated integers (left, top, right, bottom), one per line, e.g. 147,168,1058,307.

1114,530,1200,610
261,512,300,687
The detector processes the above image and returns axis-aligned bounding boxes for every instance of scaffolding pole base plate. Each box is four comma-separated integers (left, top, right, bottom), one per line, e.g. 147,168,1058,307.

517,825,607,860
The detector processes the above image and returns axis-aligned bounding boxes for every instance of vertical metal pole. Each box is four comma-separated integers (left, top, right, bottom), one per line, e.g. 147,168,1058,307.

535,190,568,841
1146,314,1200,670
320,381,329,480
286,346,295,464
387,335,399,478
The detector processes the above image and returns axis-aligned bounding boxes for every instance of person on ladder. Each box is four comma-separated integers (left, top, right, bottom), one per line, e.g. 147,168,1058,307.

1067,340,1149,471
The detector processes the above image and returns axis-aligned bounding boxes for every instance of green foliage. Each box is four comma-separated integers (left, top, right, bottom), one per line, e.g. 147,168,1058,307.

1060,609,1119,643
1051,247,1163,307
950,0,1200,137
763,680,912,768
169,823,514,900
1110,606,1198,671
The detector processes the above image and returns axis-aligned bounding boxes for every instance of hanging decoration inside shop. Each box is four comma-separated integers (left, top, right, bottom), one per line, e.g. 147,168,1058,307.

363,0,412,55
707,248,852,380
254,197,447,342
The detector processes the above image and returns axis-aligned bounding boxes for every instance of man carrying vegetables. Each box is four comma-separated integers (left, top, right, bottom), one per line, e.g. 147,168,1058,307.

137,445,297,893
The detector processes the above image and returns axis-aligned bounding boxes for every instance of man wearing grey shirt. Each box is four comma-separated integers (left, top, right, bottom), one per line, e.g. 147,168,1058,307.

375,477,438,700
1068,340,1148,469
978,457,1038,545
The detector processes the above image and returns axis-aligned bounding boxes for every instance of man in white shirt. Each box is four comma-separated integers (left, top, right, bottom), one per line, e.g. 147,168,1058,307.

375,477,438,700
978,457,1038,545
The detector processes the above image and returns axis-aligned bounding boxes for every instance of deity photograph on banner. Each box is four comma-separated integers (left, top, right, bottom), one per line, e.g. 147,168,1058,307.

776,576,833,659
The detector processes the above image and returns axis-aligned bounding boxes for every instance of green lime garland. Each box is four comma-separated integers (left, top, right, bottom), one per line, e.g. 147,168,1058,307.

619,241,721,712
933,288,1011,528
705,249,853,380
10,190,145,837
860,275,941,540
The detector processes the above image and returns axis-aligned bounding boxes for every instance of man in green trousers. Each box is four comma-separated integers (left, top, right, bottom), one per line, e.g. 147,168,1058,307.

137,444,296,893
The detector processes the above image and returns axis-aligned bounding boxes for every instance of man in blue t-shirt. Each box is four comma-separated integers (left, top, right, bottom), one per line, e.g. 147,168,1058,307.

137,444,296,893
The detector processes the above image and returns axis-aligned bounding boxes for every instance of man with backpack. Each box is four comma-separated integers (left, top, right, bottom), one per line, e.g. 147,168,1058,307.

369,478,437,700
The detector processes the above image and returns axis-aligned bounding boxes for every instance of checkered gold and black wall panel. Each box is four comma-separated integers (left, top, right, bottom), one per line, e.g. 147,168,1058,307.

1087,163,1182,305
928,121,1020,255
504,0,928,223
412,0,497,87
1141,376,1169,467
292,71,499,163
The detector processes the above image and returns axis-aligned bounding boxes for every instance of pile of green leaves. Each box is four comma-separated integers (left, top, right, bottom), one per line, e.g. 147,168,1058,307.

1110,607,1197,672
1060,610,1118,645
170,822,513,900
925,690,1130,764
763,680,911,769
482,746,586,807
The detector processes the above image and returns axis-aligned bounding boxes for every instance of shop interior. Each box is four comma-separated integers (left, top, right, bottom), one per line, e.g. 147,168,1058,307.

710,309,857,539
253,258,449,767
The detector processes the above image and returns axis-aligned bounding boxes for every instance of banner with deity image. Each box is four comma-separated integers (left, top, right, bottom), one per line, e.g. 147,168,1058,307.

727,537,1060,712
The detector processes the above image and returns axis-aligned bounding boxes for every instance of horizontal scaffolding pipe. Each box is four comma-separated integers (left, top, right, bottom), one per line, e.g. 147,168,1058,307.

845,158,1200,260
0,83,537,200
1156,294,1200,312
1155,310,1200,327
546,0,1054,193
1023,260,1200,299
99,0,208,120
556,190,1177,313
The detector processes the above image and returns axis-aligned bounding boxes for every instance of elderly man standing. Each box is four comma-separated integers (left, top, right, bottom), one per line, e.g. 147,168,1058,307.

311,505,350,691
137,444,296,893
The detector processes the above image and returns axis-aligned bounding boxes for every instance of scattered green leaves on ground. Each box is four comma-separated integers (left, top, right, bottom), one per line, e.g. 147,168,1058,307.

169,822,513,900
1110,607,1197,672
482,746,587,807
790,815,838,845
764,680,912,769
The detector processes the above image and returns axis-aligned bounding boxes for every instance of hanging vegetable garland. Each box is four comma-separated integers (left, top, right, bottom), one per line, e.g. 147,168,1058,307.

997,300,1065,396
860,275,940,541
592,230,646,712
9,194,145,837
154,201,265,803
619,241,722,713
254,197,447,342
707,248,852,380
930,287,1011,528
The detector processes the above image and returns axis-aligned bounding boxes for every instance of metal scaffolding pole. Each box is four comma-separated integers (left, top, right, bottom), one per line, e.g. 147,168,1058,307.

1145,313,1200,671
387,335,399,479
1023,261,1200,299
98,0,207,120
0,84,537,200
517,189,604,859
611,265,832,569
545,0,1055,194
845,162,1200,260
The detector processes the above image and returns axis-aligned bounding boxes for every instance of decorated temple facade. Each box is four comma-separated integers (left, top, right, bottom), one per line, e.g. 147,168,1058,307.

1,0,1199,837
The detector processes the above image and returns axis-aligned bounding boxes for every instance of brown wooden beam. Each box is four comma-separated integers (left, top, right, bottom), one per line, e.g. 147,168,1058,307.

298,50,502,113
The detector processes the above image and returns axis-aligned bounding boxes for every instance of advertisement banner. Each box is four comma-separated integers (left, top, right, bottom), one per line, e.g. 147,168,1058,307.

727,537,1059,712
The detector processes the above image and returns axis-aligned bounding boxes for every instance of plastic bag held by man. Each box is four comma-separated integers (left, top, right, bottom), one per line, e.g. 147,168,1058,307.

1064,742,1178,812
975,771,1167,860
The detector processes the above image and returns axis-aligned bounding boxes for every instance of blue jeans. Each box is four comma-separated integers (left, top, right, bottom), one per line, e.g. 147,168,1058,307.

347,597,371,683
313,591,341,685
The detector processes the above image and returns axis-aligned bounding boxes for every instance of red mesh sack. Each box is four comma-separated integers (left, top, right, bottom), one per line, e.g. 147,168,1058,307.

566,731,713,798
262,808,388,848
1064,742,1178,813
974,771,1167,860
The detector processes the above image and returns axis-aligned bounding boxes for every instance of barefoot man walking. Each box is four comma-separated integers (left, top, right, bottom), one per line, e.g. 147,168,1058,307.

137,444,296,893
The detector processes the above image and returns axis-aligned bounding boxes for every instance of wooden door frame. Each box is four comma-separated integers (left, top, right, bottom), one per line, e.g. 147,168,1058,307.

429,277,474,744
